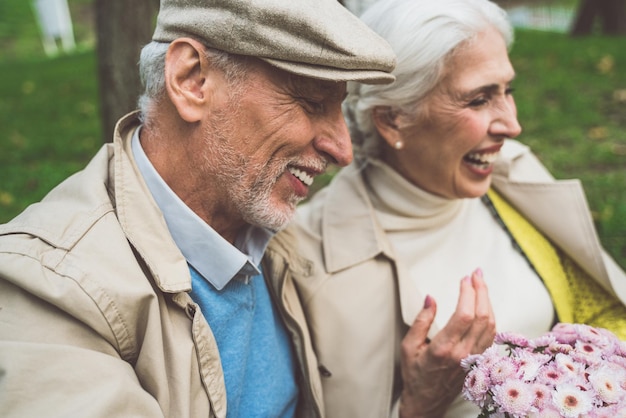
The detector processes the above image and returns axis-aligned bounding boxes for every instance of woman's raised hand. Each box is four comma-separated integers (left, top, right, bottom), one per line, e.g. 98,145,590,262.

398,269,496,418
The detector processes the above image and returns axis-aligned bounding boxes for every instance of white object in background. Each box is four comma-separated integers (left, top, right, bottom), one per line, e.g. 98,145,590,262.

32,0,76,56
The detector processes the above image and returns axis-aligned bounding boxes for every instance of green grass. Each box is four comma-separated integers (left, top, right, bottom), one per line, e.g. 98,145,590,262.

510,30,626,269
0,2,624,269
0,51,101,218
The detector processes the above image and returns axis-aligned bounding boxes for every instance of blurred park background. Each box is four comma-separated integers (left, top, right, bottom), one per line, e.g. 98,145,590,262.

0,0,625,269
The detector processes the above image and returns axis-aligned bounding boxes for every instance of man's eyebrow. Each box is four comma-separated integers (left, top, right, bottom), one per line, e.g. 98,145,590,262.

293,77,347,100
324,87,349,102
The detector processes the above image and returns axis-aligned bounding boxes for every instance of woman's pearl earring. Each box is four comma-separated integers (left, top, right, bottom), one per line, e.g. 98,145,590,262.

394,140,404,150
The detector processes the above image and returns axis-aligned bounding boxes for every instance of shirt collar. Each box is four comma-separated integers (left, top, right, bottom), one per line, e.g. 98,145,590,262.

131,127,273,290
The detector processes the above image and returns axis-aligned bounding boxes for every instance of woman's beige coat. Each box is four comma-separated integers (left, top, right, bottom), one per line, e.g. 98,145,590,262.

288,139,626,418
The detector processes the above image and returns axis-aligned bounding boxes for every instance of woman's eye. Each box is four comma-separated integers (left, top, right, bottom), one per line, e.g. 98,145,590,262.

468,97,488,107
505,87,516,96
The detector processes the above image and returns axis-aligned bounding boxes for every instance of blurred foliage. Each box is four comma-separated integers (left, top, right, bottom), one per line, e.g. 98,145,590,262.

0,0,624,268
0,52,101,220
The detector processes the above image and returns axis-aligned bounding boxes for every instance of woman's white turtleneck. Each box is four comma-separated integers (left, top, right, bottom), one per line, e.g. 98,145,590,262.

363,158,555,337
363,158,555,417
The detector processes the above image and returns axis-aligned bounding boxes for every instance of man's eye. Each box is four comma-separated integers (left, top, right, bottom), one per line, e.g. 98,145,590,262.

301,99,325,114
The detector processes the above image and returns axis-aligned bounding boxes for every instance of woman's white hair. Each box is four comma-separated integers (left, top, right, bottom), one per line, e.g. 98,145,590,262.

345,0,513,160
137,41,248,125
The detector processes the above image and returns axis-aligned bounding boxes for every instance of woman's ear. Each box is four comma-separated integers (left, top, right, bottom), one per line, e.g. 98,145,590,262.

164,38,210,123
372,106,403,149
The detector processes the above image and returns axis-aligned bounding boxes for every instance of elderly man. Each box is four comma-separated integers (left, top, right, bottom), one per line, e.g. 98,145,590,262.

0,0,395,417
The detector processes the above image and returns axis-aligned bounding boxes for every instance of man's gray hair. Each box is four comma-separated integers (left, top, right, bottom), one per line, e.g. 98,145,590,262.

137,41,249,124
345,0,513,161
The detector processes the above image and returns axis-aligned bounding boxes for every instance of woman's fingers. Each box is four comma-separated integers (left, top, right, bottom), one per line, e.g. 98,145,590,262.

469,269,497,350
397,270,497,418
437,268,496,354
403,295,437,356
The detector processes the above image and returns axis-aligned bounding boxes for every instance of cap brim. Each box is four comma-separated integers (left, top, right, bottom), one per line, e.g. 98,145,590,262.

260,57,396,85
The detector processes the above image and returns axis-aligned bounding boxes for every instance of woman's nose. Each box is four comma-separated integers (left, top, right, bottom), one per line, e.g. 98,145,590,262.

491,98,522,139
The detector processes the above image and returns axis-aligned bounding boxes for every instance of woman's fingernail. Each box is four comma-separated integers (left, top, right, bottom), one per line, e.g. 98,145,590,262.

423,295,433,309
475,268,483,279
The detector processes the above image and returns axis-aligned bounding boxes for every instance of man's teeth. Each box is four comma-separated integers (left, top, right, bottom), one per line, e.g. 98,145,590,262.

464,151,499,169
289,167,314,186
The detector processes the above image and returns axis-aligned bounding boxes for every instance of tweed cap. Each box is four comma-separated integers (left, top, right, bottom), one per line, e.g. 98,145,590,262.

152,0,396,84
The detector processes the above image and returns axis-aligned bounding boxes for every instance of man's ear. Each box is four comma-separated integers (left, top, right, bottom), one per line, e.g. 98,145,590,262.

164,38,211,123
372,106,403,148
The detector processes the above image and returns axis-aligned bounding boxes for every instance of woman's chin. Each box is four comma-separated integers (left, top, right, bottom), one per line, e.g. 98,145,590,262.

454,179,492,199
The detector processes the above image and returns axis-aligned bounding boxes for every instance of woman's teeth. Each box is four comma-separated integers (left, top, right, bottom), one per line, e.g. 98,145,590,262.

289,167,314,186
464,151,498,169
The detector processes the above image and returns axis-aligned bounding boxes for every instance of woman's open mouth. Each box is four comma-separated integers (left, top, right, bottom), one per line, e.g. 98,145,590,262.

463,149,500,171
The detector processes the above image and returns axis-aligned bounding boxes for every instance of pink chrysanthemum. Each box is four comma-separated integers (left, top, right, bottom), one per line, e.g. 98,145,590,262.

489,357,521,385
586,404,626,418
555,352,584,377
491,380,534,417
570,341,604,368
552,383,595,418
495,331,529,348
588,364,626,404
575,340,603,357
615,340,626,357
547,341,573,356
594,327,621,351
576,324,616,350
530,334,556,350
536,363,567,388
530,382,553,410
462,324,626,418
589,402,626,417
460,353,483,371
479,345,504,368
528,405,562,418
550,323,580,344
606,353,626,369
514,349,550,382
462,366,491,404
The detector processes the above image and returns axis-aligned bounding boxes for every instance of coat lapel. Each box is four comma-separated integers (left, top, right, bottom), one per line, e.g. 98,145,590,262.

493,140,626,302
320,164,433,329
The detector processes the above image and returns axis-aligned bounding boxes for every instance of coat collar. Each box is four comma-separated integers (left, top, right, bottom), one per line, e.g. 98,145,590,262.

112,111,192,294
493,140,625,301
316,163,427,327
320,163,396,273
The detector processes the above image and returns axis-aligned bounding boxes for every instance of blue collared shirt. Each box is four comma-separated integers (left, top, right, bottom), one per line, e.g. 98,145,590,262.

131,127,298,417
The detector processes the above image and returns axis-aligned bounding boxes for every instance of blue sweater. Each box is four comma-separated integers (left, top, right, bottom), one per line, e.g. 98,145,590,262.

189,265,298,417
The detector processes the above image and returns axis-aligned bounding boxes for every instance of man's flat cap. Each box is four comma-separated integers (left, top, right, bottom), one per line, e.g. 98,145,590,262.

152,0,396,84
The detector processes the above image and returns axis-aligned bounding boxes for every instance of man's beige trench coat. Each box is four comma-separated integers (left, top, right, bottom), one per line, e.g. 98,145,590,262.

287,139,626,418
0,112,324,418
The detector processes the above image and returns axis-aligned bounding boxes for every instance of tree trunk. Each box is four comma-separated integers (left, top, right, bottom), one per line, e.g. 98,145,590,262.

571,0,626,36
95,0,160,143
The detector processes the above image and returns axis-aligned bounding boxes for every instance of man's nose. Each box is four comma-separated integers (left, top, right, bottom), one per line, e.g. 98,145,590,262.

314,110,353,167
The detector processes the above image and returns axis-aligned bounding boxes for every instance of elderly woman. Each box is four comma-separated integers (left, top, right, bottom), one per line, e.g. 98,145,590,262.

287,0,626,417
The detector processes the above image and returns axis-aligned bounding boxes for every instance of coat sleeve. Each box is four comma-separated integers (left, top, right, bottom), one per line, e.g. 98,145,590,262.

0,248,165,418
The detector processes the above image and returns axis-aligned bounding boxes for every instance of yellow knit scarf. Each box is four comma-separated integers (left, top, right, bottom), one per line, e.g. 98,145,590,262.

487,189,626,339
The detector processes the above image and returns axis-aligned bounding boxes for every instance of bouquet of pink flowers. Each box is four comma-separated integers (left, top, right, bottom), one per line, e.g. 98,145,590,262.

461,323,626,418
